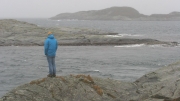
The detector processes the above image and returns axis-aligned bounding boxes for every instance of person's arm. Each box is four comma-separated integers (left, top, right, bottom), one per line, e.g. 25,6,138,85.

44,39,49,56
56,40,58,51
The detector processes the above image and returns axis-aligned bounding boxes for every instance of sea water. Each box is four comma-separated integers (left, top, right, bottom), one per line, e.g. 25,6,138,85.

0,19,180,97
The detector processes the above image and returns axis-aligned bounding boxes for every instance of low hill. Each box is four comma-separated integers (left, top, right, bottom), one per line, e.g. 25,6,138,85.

149,12,180,20
50,6,180,21
51,6,146,20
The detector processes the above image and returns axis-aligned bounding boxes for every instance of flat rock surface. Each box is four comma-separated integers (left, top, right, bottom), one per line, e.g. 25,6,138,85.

1,61,180,101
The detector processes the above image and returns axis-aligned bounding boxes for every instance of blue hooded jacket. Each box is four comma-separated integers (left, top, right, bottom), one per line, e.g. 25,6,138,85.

44,34,58,57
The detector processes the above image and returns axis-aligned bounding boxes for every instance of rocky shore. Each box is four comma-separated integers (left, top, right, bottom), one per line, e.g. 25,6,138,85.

1,61,180,101
0,19,177,46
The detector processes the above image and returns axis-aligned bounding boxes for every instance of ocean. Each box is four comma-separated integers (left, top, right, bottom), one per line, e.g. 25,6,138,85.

0,18,180,97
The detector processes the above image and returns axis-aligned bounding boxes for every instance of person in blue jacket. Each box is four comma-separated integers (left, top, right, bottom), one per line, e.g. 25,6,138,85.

44,31,58,77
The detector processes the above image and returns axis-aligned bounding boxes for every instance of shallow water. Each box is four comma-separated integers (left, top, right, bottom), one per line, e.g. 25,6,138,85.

1,45,180,97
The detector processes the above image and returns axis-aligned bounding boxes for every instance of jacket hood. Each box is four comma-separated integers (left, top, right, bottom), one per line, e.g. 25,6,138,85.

48,34,54,39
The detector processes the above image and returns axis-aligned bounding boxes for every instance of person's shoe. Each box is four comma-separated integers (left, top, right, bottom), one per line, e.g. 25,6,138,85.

47,74,53,77
53,74,56,77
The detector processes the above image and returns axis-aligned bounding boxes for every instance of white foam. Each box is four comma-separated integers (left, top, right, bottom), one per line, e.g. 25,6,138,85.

176,43,180,47
62,19,79,21
106,35,122,37
106,33,142,38
149,44,163,48
148,44,177,48
118,34,142,37
114,44,145,48
56,19,79,21
93,70,100,72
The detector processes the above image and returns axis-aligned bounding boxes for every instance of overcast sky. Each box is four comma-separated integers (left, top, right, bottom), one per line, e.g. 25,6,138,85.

0,0,180,18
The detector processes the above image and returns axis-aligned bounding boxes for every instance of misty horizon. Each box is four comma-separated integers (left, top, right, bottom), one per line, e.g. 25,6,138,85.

1,6,180,19
0,0,180,18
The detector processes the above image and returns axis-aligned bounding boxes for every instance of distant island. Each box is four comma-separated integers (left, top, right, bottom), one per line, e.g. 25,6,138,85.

50,6,180,21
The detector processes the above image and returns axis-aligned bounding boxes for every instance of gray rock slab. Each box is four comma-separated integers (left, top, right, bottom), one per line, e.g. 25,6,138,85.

2,61,180,101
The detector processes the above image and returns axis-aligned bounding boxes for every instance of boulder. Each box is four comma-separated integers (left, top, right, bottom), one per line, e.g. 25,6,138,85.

135,61,180,101
0,75,139,101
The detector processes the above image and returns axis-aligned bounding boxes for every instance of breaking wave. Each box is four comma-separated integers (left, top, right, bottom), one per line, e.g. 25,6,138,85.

114,44,145,48
106,34,143,37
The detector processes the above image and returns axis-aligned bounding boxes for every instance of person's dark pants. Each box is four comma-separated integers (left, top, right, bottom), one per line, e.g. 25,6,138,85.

46,56,56,75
